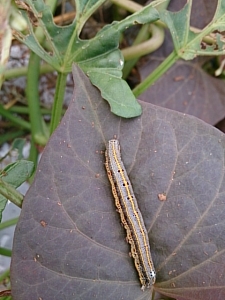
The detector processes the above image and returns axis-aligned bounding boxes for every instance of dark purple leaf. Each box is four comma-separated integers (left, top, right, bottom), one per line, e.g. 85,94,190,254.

139,53,225,125
11,65,225,300
138,30,225,125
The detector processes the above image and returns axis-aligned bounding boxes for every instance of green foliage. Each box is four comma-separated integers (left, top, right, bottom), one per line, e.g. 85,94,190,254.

133,0,225,96
14,0,162,118
0,159,34,220
160,0,225,59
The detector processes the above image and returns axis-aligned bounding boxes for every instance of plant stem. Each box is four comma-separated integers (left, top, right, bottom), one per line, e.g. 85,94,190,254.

0,217,19,230
0,104,31,130
111,0,143,13
123,24,150,78
50,72,67,134
0,178,23,208
4,63,54,80
122,24,164,61
26,52,49,145
122,23,165,81
28,136,38,183
132,50,178,97
0,247,12,257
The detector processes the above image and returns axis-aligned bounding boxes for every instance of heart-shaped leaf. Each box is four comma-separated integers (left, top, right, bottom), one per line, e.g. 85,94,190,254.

11,65,225,300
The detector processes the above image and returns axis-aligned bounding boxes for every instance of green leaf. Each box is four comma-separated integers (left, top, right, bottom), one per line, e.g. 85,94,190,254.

0,160,34,220
160,0,225,60
88,69,142,117
1,160,34,187
14,0,162,118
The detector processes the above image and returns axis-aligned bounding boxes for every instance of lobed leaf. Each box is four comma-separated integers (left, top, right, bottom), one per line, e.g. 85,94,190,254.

160,0,225,59
14,0,163,118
